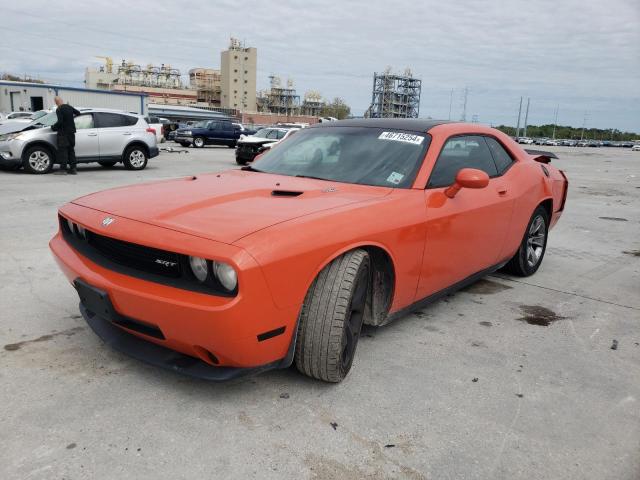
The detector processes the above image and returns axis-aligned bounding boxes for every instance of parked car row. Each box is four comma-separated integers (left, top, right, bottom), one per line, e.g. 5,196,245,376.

515,136,638,148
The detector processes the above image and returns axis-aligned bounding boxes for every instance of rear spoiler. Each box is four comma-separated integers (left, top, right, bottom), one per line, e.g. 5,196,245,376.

525,149,558,164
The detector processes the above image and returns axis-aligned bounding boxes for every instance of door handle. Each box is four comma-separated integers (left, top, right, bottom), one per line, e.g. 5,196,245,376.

497,187,508,195
122,132,132,136
87,133,97,136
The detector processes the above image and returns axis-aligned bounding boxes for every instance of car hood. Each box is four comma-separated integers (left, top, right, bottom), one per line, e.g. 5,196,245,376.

238,136,276,145
72,169,392,244
0,121,39,135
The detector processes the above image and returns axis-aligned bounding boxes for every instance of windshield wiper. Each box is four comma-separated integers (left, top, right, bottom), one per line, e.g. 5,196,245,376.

240,165,264,172
295,174,328,181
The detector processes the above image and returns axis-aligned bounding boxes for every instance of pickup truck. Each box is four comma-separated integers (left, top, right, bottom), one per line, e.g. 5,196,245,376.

174,119,241,148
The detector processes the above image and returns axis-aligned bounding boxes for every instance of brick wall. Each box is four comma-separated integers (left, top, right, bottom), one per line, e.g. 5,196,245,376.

240,112,320,126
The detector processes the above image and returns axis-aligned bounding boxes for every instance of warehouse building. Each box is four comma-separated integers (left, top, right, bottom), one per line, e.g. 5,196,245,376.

0,80,148,115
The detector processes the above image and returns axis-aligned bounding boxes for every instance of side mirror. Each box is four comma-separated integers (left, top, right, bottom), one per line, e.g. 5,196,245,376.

444,168,489,198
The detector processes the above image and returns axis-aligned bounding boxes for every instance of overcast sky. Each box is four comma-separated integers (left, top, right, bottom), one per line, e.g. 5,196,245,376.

1,0,638,131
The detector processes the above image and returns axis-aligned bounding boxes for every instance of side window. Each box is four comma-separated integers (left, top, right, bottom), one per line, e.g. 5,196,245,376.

485,137,514,174
95,113,131,128
276,130,287,139
428,135,498,188
74,114,94,130
123,116,138,126
207,121,220,130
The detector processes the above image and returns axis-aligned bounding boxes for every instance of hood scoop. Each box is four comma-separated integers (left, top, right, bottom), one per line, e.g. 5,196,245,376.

271,190,304,197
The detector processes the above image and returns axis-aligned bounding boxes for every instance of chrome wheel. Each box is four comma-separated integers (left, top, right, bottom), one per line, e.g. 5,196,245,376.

194,137,204,148
28,150,51,172
526,215,546,267
129,150,145,168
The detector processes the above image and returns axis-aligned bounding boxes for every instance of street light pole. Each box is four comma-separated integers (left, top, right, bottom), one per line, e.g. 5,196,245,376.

523,97,530,137
515,96,523,138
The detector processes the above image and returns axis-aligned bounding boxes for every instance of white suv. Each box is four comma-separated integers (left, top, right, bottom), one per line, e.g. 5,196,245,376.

0,108,159,174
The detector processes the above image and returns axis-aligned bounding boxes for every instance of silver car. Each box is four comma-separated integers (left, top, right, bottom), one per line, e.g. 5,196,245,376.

0,108,159,174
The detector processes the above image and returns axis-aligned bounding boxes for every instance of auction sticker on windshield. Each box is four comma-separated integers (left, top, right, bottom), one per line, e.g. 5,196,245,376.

378,131,424,145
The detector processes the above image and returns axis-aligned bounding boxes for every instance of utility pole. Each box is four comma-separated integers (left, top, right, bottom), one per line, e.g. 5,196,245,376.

552,104,559,140
580,112,589,140
460,87,468,122
515,96,523,138
523,97,530,137
448,88,453,121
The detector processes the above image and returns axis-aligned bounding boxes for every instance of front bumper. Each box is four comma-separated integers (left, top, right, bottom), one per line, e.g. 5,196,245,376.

0,155,21,168
236,144,268,162
174,135,193,143
79,301,288,381
50,204,301,374
0,141,21,167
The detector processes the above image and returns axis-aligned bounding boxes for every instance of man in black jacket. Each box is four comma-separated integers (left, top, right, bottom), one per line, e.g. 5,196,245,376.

51,96,81,175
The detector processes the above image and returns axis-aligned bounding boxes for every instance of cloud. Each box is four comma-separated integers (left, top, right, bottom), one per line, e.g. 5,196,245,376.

1,0,638,130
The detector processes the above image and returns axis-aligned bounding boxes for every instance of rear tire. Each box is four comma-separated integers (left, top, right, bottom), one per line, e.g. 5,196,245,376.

502,206,549,276
123,146,148,170
23,145,54,174
294,249,370,382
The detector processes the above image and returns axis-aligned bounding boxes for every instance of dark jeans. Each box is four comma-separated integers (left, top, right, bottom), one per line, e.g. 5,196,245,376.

57,133,76,170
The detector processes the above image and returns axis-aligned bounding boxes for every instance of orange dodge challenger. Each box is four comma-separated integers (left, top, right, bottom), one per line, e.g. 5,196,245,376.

50,119,568,382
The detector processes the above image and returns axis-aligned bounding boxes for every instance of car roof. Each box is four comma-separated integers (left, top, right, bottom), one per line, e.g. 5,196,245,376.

310,118,451,133
77,108,141,116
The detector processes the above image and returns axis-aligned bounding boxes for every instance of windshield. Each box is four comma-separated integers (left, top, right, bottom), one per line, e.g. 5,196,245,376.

31,111,58,127
31,111,47,120
193,120,209,128
254,128,271,138
253,127,431,188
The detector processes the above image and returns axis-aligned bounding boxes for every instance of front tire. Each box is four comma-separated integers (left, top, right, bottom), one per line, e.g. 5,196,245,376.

123,146,148,170
295,249,370,382
502,206,549,276
193,137,205,148
23,146,54,174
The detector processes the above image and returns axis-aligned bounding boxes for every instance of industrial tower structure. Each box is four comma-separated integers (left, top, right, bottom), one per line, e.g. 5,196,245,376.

368,68,421,118
257,76,301,115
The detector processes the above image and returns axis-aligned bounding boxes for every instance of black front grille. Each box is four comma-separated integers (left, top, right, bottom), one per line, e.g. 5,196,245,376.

87,231,181,278
59,215,237,297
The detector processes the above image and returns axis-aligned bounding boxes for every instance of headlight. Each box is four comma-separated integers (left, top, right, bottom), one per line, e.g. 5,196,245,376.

0,132,22,142
183,130,192,135
213,261,237,292
189,256,209,282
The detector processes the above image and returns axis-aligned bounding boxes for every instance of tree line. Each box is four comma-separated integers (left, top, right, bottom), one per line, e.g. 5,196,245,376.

495,124,638,141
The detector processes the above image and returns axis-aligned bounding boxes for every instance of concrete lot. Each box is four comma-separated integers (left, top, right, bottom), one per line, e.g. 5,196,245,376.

0,144,638,480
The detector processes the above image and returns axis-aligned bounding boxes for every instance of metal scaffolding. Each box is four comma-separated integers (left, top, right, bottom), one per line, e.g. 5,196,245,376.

257,76,301,115
301,90,324,117
368,68,421,118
